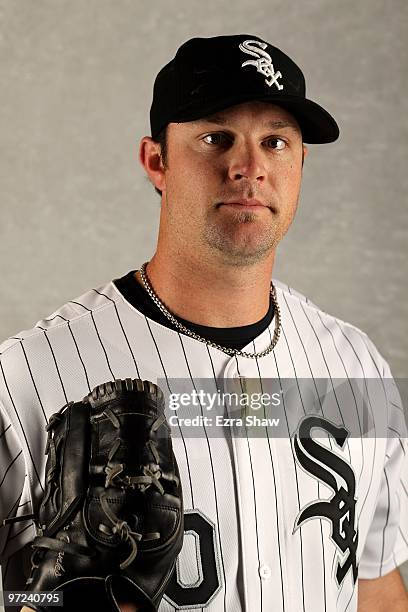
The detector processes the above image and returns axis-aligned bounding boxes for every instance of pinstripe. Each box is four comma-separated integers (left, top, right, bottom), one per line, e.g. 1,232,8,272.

235,356,263,611
17,500,31,508
67,320,92,393
380,466,391,575
344,586,357,612
279,324,306,612
144,318,195,510
333,322,378,524
39,313,92,394
19,342,48,424
0,423,11,439
179,335,227,612
0,360,44,491
388,426,406,449
69,301,115,379
6,521,33,541
283,292,328,612
299,301,351,457
144,321,198,612
93,289,141,379
360,337,383,377
316,311,364,479
0,450,22,488
4,493,22,522
360,337,399,571
390,400,404,413
205,346,218,381
383,386,406,455
206,345,230,611
256,334,286,612
336,324,386,610
41,331,68,404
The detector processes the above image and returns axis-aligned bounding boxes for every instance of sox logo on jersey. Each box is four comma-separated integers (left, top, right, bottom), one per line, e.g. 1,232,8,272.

293,416,359,587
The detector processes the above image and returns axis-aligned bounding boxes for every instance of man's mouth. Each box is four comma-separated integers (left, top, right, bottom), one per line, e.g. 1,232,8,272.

219,198,267,209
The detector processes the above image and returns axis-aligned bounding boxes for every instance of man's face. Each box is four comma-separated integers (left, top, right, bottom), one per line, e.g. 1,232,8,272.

154,101,306,267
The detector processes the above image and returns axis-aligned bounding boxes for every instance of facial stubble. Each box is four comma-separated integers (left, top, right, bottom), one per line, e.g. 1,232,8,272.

201,205,289,267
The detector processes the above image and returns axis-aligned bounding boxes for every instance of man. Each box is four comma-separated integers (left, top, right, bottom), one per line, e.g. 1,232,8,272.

1,34,407,611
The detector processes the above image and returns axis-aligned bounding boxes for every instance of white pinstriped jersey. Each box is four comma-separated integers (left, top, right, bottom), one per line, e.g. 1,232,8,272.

0,275,407,612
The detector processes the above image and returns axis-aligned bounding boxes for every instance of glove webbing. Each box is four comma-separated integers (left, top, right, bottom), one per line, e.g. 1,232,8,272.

97,411,178,569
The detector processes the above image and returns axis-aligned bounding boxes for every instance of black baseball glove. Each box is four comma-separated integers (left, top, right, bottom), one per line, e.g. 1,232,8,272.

24,378,183,611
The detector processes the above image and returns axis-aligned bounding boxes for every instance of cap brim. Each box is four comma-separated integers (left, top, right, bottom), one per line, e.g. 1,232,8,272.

171,92,339,144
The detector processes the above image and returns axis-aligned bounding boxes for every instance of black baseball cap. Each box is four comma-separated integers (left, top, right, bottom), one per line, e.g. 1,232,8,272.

150,34,339,144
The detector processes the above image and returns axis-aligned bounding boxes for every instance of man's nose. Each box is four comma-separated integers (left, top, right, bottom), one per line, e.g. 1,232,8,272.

226,142,267,182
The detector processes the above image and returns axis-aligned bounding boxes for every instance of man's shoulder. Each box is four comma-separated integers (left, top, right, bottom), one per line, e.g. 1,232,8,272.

275,278,364,332
273,278,389,372
0,278,120,358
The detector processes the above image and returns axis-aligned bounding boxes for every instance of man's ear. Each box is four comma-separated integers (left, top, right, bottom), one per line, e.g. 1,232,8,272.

302,145,308,166
139,136,166,192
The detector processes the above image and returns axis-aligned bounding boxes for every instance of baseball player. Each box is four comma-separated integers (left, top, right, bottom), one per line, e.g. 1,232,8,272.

1,34,407,611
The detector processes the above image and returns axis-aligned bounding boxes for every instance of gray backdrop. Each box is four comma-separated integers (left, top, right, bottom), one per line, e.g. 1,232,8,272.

0,0,407,591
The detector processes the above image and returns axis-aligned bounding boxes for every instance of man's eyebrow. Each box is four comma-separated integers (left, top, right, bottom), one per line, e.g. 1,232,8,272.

195,114,299,130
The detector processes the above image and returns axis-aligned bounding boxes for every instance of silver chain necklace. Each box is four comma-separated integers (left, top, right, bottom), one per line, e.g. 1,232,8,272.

139,262,281,359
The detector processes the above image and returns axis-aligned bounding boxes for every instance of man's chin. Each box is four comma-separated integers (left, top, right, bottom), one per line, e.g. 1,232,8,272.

209,240,277,266
202,219,282,263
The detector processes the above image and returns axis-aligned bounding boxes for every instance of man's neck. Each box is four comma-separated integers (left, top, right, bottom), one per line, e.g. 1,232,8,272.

135,254,275,328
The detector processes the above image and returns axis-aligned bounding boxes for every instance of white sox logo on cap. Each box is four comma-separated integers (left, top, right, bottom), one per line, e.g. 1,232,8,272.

239,39,284,90
150,35,340,142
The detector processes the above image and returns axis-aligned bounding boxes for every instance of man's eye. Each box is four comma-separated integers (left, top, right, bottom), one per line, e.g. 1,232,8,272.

202,133,229,145
265,137,287,150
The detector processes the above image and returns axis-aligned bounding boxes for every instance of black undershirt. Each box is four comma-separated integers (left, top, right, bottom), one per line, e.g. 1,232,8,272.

113,270,274,351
